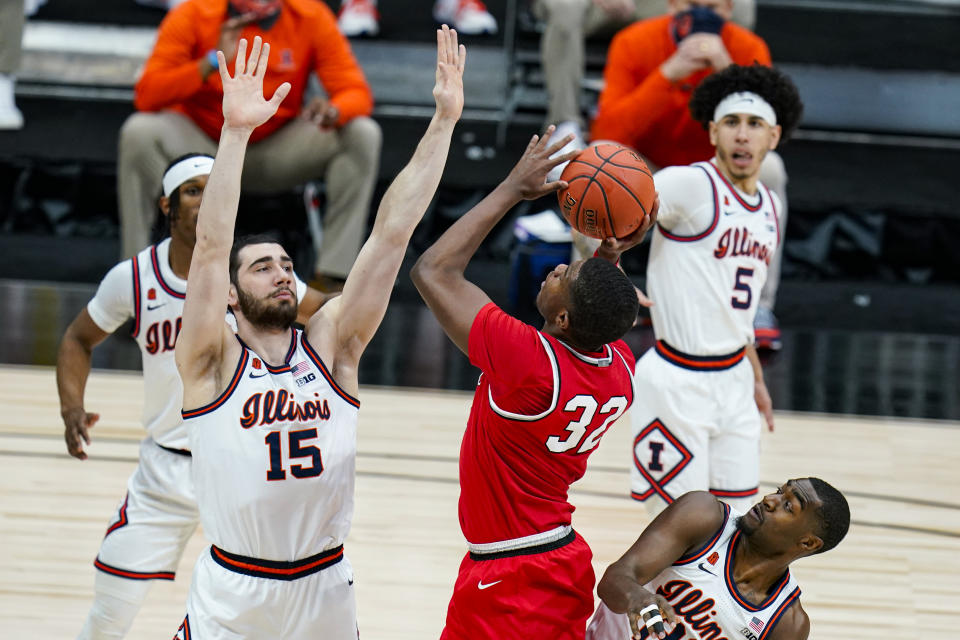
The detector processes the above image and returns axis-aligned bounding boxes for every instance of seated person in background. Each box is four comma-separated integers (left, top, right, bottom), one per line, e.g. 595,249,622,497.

120,0,382,292
337,0,498,37
588,0,788,348
536,0,756,164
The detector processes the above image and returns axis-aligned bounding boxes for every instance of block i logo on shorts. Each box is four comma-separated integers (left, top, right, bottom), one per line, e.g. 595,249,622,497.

631,419,693,502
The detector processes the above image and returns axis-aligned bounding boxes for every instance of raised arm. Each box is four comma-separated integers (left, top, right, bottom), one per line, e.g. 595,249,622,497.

410,127,576,354
175,37,290,403
307,26,465,374
56,309,110,460
597,491,726,639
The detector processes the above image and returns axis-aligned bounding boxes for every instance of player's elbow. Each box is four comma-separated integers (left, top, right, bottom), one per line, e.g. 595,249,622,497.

596,567,629,614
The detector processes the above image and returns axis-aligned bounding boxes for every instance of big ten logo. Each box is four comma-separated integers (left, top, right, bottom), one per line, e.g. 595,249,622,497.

296,372,316,387
145,317,182,354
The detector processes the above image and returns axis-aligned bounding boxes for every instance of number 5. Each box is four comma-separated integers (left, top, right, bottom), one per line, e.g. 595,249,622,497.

731,267,754,310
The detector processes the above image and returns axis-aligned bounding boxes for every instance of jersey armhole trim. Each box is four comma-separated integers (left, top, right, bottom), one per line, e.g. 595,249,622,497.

674,501,730,565
181,347,249,419
150,244,186,299
763,183,780,247
757,587,801,640
725,530,794,611
657,165,719,242
301,332,360,409
130,255,142,338
487,333,559,421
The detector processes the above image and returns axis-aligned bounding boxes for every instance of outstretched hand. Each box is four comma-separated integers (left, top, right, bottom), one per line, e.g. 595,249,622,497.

434,25,466,123
219,36,291,134
597,193,660,259
503,125,579,200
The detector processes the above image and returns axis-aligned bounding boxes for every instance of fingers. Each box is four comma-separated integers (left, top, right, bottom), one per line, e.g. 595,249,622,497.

458,43,466,73
270,82,292,109
255,41,270,78
447,25,459,66
549,147,579,168
436,26,447,65
234,37,248,75
246,36,263,76
765,410,776,432
217,50,229,83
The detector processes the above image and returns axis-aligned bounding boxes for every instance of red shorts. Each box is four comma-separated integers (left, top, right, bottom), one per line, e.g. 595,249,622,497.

440,531,595,640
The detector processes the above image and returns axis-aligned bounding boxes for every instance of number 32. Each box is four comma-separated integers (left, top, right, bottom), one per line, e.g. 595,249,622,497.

546,395,628,454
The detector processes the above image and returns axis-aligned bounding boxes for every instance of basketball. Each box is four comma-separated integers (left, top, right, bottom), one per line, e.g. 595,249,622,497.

557,143,655,239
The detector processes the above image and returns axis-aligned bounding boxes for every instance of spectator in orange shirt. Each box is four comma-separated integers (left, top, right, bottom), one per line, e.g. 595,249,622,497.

119,0,382,290
588,0,790,349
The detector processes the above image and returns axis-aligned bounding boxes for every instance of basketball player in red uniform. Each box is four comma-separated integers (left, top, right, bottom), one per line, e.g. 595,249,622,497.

411,130,658,640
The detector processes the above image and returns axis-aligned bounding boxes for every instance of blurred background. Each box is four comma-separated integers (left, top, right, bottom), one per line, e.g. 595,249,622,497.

1,0,959,419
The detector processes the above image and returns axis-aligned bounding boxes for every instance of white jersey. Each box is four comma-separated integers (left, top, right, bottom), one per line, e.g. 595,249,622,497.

86,238,307,450
588,504,801,640
183,329,359,560
648,161,781,356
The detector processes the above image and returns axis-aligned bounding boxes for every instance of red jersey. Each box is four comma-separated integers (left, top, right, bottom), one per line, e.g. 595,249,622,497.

462,303,636,544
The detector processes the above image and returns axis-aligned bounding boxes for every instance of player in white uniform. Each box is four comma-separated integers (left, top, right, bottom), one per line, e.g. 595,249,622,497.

630,65,804,515
587,478,850,640
57,153,331,639
172,29,465,638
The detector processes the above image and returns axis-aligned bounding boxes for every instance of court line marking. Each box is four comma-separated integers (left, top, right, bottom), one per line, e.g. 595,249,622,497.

1,448,958,540
2,430,959,512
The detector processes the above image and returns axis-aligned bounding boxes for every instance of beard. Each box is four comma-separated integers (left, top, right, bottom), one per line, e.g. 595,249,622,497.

236,285,297,330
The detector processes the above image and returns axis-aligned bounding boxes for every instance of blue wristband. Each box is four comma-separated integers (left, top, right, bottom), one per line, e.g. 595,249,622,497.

206,50,219,70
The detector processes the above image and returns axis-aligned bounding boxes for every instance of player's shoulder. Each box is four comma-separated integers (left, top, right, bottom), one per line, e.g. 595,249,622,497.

653,164,712,191
612,15,671,46
669,491,728,529
766,598,809,640
610,339,637,369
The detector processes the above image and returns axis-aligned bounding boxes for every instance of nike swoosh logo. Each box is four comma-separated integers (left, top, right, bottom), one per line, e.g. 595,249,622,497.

697,562,717,576
147,303,167,310
477,580,502,590
722,210,737,216
248,371,268,379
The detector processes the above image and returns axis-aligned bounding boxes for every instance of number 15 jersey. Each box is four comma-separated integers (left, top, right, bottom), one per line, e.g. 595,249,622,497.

648,161,781,355
461,303,636,544
183,329,359,560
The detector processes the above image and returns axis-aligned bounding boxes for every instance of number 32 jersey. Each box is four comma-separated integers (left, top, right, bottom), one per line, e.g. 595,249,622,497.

461,303,636,544
648,161,781,355
183,329,359,560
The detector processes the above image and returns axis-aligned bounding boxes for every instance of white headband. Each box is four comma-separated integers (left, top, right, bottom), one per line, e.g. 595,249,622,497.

713,91,777,126
162,156,215,197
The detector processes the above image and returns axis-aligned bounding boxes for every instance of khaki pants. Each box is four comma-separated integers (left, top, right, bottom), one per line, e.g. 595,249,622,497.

0,0,25,74
533,0,756,127
117,111,382,279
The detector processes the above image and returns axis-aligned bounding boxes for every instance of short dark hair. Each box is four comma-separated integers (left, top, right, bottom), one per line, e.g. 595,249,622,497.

566,258,639,351
229,233,284,287
161,152,215,229
689,64,804,141
806,477,850,554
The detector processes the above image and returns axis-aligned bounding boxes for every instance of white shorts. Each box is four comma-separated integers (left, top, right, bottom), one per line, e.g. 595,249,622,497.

95,437,198,581
585,601,630,640
175,545,357,640
630,342,762,511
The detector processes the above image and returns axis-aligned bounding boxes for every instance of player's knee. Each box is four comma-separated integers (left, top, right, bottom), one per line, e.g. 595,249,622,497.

118,113,164,158
542,0,591,32
78,575,152,640
341,116,382,165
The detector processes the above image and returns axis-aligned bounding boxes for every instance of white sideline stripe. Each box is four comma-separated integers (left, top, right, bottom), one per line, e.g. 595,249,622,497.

24,21,157,58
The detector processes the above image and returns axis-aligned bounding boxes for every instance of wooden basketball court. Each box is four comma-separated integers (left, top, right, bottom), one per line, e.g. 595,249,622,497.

1,364,958,638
